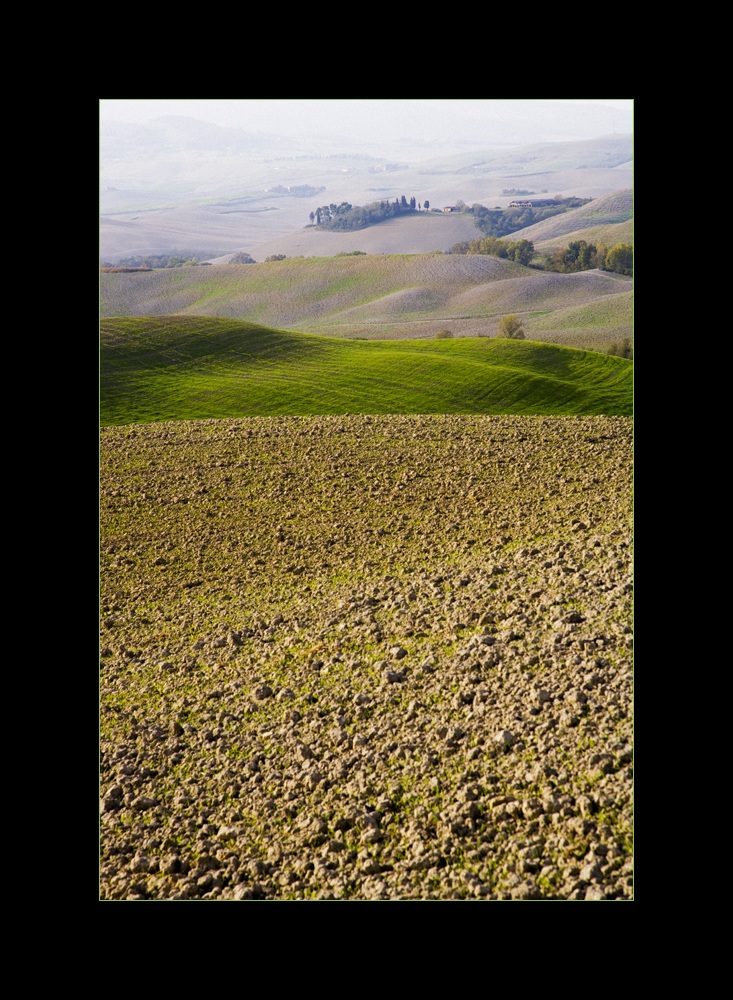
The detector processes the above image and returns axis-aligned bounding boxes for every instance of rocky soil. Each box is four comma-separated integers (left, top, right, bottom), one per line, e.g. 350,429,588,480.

100,414,633,900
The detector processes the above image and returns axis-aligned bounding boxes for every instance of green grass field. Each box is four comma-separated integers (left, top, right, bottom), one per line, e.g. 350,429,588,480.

100,315,633,425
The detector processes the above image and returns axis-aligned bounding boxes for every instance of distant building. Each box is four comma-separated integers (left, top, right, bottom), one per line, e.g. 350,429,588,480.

443,206,457,213
509,198,558,208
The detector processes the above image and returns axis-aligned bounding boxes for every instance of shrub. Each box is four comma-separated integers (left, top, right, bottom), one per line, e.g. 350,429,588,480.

435,330,454,339
497,315,525,339
608,338,633,359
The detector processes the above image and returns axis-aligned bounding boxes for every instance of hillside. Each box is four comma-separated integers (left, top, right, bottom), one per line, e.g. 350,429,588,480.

533,221,633,254
100,315,633,425
208,213,481,263
524,291,633,350
507,190,633,248
100,252,632,351
100,114,634,904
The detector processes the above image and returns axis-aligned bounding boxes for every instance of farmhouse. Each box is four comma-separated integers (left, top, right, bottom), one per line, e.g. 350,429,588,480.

443,206,457,212
509,198,560,209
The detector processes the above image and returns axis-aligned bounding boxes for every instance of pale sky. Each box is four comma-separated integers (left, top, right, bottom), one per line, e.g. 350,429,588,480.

99,98,633,131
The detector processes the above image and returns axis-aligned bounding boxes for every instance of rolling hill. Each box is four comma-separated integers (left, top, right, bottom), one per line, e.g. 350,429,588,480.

508,190,633,250
100,315,633,425
100,132,632,262
100,252,632,351
100,111,634,902
207,213,481,263
233,190,634,264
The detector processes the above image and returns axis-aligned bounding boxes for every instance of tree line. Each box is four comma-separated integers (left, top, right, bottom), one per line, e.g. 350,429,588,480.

308,195,593,239
469,198,591,239
308,196,428,231
448,236,633,276
448,236,537,266
542,240,633,276
101,254,208,269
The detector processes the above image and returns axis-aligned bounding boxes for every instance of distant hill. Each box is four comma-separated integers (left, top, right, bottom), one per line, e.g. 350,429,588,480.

100,131,632,262
100,315,633,425
534,220,634,253
206,213,482,262
100,251,632,352
507,190,633,248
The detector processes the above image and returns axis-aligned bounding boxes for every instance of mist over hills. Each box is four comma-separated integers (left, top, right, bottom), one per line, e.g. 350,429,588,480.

101,101,631,185
100,111,632,263
212,189,633,263
99,103,634,356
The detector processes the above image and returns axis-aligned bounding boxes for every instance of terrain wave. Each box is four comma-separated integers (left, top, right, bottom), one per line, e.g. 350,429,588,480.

100,254,632,349
100,315,632,425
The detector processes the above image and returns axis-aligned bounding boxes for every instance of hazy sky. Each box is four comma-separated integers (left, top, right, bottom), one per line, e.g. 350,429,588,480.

99,99,633,141
100,98,632,121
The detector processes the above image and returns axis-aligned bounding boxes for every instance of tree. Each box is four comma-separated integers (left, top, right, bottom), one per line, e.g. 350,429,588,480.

564,240,590,271
497,314,525,339
424,200,430,211
604,243,633,276
506,239,535,266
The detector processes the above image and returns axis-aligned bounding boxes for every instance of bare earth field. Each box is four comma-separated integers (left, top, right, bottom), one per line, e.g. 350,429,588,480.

100,413,633,901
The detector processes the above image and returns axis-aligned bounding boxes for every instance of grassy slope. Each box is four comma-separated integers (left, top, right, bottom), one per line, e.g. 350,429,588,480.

509,190,633,248
99,255,519,322
527,291,633,331
533,219,633,253
100,253,632,349
522,289,633,350
100,315,633,425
